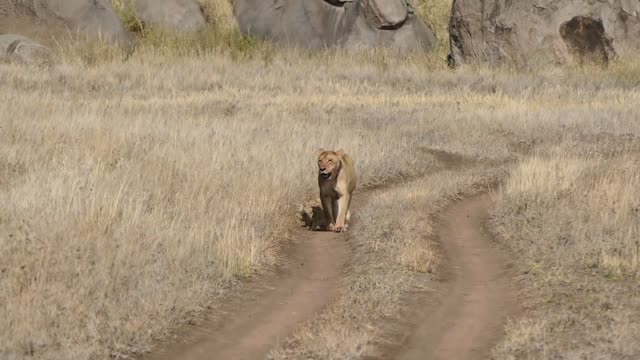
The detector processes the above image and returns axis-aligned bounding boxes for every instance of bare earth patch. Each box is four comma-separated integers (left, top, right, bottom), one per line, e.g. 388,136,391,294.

144,220,349,360
387,194,517,360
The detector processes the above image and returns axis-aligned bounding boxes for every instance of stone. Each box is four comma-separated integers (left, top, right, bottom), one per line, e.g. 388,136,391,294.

0,0,131,45
133,0,206,32
448,0,640,66
0,34,51,64
233,0,437,52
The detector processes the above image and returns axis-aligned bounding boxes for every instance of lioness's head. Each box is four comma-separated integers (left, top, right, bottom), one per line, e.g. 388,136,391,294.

318,149,345,180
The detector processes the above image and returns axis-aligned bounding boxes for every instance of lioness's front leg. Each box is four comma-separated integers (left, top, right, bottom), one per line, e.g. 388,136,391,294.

321,196,335,231
334,193,351,232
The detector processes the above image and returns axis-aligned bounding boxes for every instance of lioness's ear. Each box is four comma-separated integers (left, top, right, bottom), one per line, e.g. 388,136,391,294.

335,149,345,157
317,148,325,156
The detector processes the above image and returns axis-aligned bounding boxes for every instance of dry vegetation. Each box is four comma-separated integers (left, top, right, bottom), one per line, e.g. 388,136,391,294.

491,142,640,358
270,166,502,359
2,0,640,359
0,53,446,359
268,61,640,359
3,52,640,360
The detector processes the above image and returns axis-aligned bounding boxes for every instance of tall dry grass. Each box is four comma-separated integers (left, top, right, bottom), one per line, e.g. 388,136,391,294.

3,48,640,358
3,1,640,356
491,141,640,359
0,52,448,359
270,165,502,359
497,151,639,276
267,58,640,358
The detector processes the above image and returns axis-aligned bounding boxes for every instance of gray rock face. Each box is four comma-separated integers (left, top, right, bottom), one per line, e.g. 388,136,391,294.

449,0,640,66
133,0,206,32
0,0,130,45
0,34,51,64
233,0,437,52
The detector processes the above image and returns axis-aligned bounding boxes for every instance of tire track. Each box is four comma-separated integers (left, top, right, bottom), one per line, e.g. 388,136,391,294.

143,210,351,360
391,194,517,360
143,150,516,360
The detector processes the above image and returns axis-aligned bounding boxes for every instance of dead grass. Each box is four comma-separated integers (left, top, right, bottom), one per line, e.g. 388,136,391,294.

270,166,500,359
416,0,453,57
3,3,640,358
491,140,640,359
269,60,640,359
0,49,452,359
498,151,639,275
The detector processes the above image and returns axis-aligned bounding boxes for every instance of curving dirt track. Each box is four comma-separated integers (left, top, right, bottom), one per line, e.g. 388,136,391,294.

143,210,352,360
390,194,517,360
144,151,516,360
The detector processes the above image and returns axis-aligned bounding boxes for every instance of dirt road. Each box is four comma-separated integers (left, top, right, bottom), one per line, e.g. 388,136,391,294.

144,152,516,360
144,226,349,360
392,195,517,360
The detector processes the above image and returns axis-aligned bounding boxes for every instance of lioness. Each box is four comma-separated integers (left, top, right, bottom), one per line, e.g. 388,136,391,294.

317,149,357,232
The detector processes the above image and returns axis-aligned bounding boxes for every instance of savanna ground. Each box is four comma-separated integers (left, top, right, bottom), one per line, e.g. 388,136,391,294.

1,0,640,359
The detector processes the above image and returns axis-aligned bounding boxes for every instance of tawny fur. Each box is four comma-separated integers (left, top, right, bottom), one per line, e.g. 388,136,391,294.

317,149,357,232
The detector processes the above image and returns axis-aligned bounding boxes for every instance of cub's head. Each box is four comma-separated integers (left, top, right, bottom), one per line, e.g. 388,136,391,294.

318,149,345,180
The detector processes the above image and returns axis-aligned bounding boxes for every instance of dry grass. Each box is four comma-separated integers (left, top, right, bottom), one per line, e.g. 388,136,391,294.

498,151,639,276
0,49,451,359
3,1,640,358
416,0,453,56
2,47,640,358
270,166,500,359
3,48,640,358
491,141,640,359
269,61,640,358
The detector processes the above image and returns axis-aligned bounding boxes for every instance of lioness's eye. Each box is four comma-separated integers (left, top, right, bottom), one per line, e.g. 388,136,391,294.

328,159,332,162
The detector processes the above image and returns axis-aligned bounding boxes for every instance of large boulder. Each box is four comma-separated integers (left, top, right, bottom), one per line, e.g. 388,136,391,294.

449,0,640,66
0,0,131,45
133,0,206,32
233,0,437,52
0,34,51,64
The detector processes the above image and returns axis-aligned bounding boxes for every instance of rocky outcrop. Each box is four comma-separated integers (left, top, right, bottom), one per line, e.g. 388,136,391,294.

0,0,130,45
133,0,206,32
0,34,51,64
233,0,437,52
448,0,640,66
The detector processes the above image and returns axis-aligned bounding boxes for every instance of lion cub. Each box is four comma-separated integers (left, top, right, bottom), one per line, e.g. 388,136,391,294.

317,149,357,232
